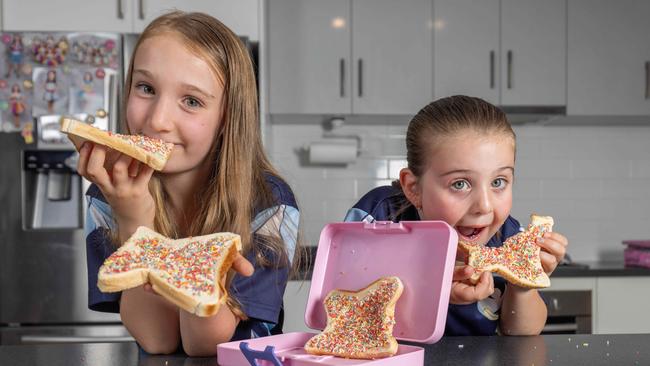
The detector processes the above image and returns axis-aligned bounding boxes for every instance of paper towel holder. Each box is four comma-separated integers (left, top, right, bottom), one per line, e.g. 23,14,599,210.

321,116,362,154
295,117,363,166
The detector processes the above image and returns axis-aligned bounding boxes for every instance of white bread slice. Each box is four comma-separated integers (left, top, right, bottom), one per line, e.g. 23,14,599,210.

458,214,553,289
98,226,242,317
304,276,403,359
59,117,174,171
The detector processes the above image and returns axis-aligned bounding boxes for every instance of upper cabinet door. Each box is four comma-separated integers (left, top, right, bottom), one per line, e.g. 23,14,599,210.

132,0,259,40
567,0,650,116
500,0,566,106
2,0,134,32
268,0,351,114
433,0,500,105
352,0,433,114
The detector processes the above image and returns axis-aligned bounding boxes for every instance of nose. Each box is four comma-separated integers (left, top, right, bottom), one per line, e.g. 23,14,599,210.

147,96,175,133
471,186,493,215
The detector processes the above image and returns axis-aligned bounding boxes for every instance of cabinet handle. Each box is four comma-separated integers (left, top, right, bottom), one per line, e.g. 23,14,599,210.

339,58,345,97
358,59,363,98
646,61,650,100
507,50,513,89
490,50,495,89
117,0,124,19
139,0,145,20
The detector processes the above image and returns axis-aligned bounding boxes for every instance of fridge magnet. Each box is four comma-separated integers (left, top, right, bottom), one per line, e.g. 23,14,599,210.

31,35,68,67
69,33,119,68
3,34,25,78
21,121,34,144
9,83,26,127
32,66,68,116
68,68,104,115
0,79,7,89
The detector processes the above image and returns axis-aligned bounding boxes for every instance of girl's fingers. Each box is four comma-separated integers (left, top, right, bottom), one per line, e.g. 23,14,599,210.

85,144,112,192
111,154,134,186
232,253,254,277
453,265,475,281
537,237,567,262
540,251,558,274
474,271,494,298
128,158,141,178
76,142,91,176
142,283,159,296
134,164,155,189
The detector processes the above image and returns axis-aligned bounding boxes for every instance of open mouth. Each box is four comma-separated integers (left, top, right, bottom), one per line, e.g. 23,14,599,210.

455,226,486,242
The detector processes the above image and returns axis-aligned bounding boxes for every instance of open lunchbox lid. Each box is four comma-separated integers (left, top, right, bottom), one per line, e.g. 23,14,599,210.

304,221,458,344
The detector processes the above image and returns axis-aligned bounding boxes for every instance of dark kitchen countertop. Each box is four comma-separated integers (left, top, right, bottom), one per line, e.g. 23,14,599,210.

294,246,650,280
1,334,649,365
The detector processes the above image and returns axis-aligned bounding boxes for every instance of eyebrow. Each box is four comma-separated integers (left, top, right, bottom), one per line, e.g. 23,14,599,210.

439,166,514,177
132,69,215,99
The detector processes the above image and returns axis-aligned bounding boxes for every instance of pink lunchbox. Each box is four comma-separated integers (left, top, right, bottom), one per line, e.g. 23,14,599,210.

622,240,650,268
217,221,458,366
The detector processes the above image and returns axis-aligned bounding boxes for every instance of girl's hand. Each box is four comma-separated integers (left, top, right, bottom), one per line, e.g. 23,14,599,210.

143,253,254,295
450,266,494,305
536,231,568,275
76,141,155,229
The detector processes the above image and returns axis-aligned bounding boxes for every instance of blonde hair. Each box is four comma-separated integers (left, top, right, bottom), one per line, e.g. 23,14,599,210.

121,11,301,318
392,95,516,215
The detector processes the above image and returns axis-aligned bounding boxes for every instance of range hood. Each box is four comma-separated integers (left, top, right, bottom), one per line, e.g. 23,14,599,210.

501,105,566,124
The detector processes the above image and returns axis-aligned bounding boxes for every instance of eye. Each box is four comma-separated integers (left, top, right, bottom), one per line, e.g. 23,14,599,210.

183,96,203,109
451,180,470,191
491,178,507,189
135,83,154,95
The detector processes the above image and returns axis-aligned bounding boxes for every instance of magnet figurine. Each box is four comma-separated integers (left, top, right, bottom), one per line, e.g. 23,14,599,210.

43,70,57,114
9,83,26,127
5,34,24,78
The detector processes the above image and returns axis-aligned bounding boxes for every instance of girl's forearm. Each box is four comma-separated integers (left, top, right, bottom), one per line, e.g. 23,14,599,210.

179,306,240,356
499,285,547,335
120,287,180,354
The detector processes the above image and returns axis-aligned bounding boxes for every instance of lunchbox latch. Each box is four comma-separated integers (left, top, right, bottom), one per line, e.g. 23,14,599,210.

364,221,411,233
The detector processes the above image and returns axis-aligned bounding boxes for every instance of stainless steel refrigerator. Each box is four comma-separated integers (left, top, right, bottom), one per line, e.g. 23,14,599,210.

0,31,135,345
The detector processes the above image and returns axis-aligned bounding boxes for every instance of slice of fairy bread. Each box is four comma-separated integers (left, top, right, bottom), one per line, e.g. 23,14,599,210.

59,117,174,171
98,226,242,317
458,214,553,289
305,276,404,359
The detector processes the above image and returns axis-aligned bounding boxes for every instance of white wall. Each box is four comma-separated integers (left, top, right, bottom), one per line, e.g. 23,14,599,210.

268,116,650,263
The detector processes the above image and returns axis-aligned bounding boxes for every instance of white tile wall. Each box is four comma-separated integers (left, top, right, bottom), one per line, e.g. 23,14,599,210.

269,118,650,262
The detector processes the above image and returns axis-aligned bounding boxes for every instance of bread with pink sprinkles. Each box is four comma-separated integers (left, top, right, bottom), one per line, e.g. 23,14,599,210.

304,276,404,359
458,214,553,289
98,226,242,317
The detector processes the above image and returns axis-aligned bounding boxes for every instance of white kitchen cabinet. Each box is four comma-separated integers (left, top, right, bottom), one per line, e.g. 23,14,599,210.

283,280,312,333
433,0,500,105
2,0,259,39
567,0,650,116
132,0,260,40
596,277,650,334
433,0,566,106
2,0,135,32
268,0,432,115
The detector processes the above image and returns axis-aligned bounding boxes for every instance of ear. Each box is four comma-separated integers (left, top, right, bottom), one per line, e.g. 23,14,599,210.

399,168,421,209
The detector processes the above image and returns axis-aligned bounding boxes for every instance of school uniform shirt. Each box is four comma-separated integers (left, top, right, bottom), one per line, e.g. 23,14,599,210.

85,174,299,341
344,185,521,336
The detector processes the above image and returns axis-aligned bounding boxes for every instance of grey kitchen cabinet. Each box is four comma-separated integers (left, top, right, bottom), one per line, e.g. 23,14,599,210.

268,0,432,115
2,0,260,39
596,277,650,334
567,0,650,116
433,0,566,106
2,0,135,32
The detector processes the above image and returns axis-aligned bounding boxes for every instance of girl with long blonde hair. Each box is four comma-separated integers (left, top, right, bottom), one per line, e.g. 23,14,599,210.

80,11,301,356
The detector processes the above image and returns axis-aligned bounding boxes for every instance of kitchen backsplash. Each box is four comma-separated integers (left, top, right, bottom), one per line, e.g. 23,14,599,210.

268,116,650,263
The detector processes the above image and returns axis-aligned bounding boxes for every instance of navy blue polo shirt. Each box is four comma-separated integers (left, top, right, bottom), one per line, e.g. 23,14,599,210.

344,185,521,336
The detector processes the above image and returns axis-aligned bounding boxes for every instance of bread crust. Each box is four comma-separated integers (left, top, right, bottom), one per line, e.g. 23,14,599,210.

59,117,173,171
97,227,242,317
459,214,553,289
304,276,403,359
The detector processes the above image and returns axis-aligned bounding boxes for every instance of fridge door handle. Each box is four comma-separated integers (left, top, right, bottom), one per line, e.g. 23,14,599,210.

108,73,119,133
21,335,135,344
